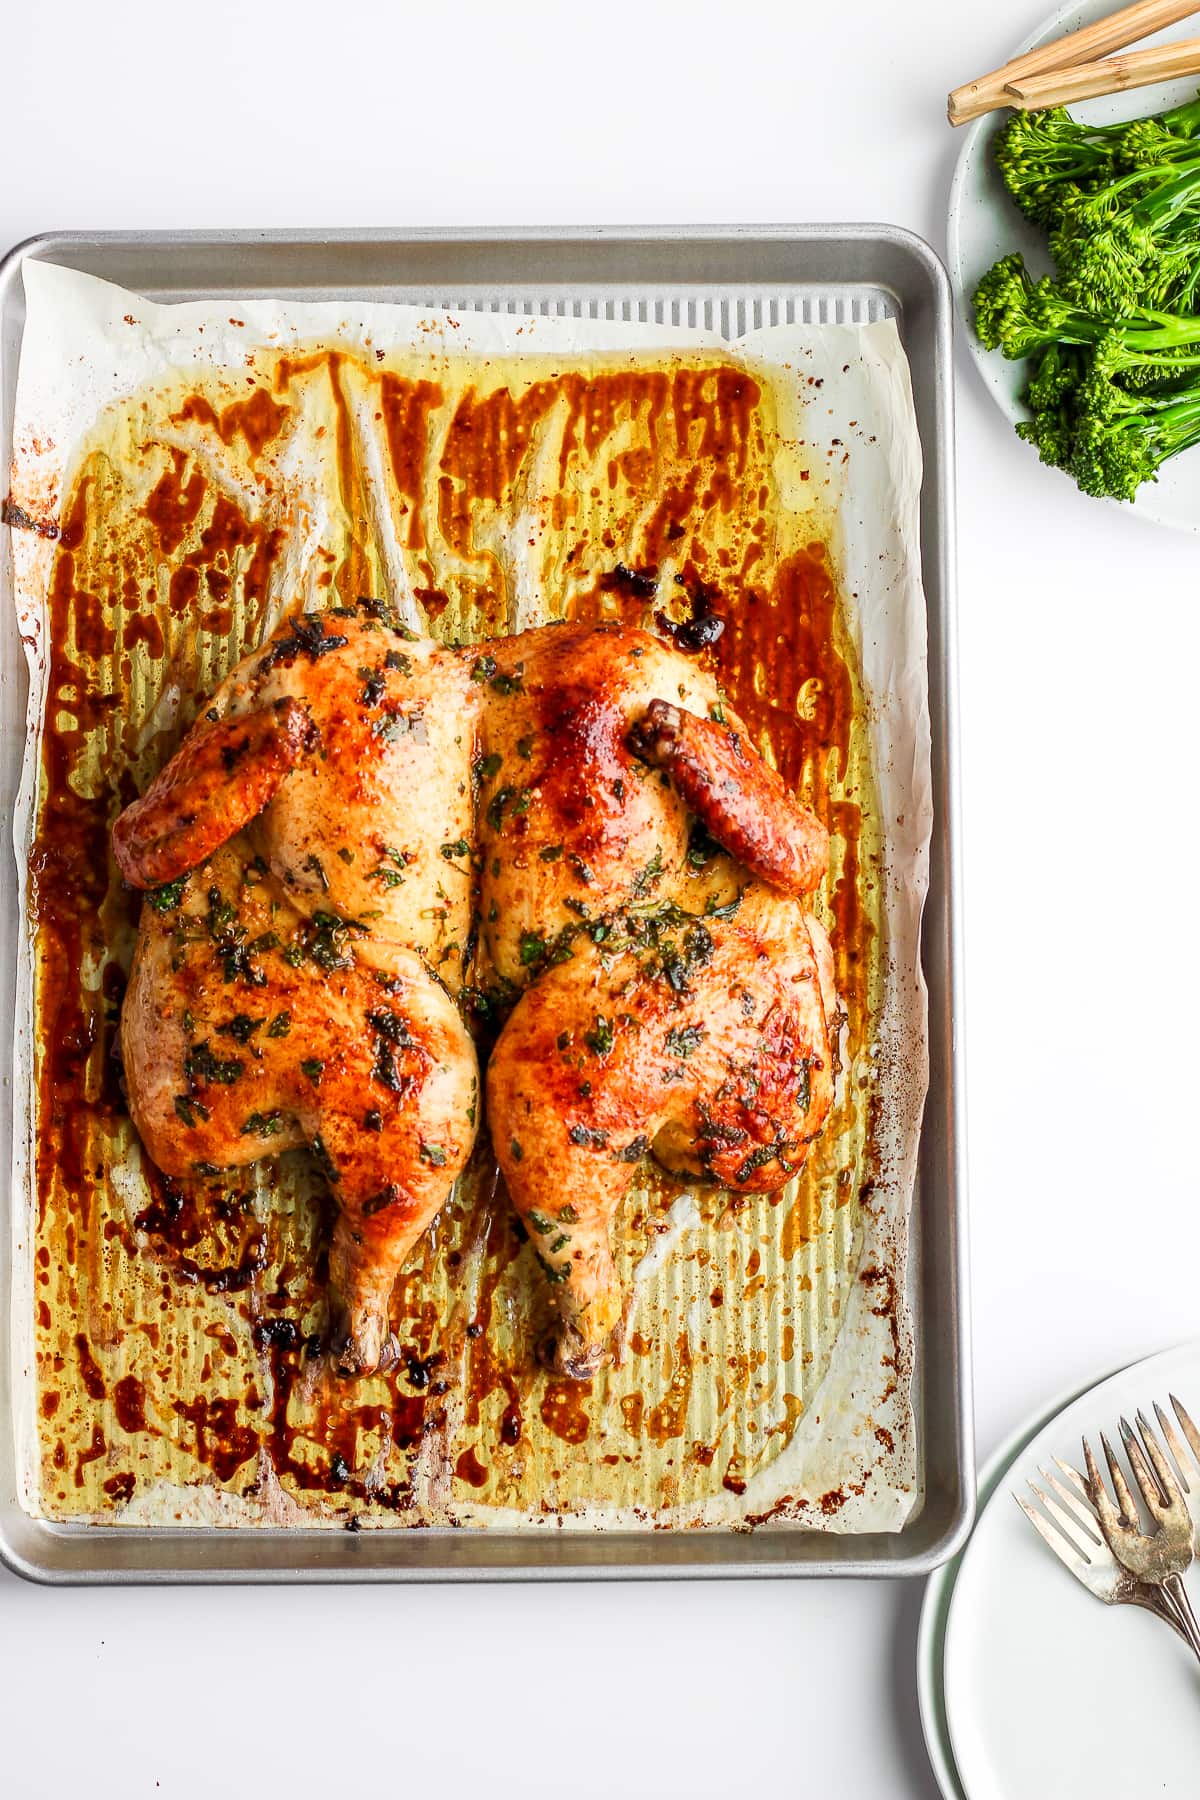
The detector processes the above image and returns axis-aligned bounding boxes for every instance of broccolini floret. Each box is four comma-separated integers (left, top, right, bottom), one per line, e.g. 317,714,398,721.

1070,389,1200,501
971,255,1200,361
993,97,1200,225
994,109,1118,224
1047,156,1200,312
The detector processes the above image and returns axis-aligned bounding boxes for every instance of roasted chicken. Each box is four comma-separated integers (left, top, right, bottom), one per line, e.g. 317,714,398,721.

474,621,836,1376
115,610,483,1375
114,600,837,1378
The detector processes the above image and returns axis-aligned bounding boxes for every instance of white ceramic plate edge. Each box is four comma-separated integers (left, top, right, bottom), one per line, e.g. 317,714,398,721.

924,1338,1200,1799
915,1361,1116,1800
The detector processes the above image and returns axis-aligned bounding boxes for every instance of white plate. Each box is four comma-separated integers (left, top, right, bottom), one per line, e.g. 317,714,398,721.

916,1368,1105,1800
946,0,1200,532
936,1341,1200,1799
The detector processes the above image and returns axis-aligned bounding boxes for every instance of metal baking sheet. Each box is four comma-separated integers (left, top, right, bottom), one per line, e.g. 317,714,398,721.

0,225,970,1581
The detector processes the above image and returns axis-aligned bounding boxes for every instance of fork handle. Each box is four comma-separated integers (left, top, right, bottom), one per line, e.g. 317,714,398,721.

1162,1575,1200,1665
1131,1589,1193,1646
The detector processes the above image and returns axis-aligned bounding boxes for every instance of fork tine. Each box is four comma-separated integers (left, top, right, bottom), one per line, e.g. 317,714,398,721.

1121,1417,1172,1521
1135,1410,1183,1505
1171,1395,1200,1473
1028,1478,1103,1561
1015,1492,1091,1577
1153,1402,1193,1496
1056,1456,1093,1503
1101,1430,1140,1524
1084,1436,1126,1538
1039,1465,1103,1543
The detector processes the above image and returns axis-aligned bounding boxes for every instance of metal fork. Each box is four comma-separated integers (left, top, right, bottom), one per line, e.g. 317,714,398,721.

1015,1459,1195,1648
1148,1394,1200,1554
1082,1406,1200,1658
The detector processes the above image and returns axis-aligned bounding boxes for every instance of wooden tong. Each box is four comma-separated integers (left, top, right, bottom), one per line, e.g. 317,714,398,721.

948,0,1200,125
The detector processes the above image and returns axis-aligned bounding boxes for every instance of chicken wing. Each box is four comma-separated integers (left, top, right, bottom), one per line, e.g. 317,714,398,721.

628,698,829,896
113,699,317,890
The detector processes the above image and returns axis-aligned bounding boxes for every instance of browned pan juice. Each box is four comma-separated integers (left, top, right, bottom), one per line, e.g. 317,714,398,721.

27,344,883,1525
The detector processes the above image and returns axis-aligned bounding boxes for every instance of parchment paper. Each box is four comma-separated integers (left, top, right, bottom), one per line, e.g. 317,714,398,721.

8,261,931,1534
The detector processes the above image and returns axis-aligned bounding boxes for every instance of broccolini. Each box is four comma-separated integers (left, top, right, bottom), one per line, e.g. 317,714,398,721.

975,93,1200,501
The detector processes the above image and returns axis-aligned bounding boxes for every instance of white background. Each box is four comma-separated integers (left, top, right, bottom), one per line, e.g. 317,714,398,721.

4,2,1198,1794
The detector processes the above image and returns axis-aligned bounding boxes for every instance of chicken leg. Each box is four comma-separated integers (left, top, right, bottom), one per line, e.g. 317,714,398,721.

488,889,836,1377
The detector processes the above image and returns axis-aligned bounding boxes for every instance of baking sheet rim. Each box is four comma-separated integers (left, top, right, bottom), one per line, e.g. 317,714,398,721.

0,222,972,1580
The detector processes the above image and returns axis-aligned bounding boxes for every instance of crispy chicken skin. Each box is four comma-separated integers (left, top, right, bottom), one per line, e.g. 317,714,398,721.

115,603,835,1378
471,621,830,980
472,623,721,986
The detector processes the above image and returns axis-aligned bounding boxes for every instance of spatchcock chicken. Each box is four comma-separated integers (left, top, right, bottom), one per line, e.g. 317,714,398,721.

113,600,838,1379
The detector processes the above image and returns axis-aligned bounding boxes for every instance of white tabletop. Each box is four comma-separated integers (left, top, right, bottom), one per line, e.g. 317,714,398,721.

5,2,1199,1793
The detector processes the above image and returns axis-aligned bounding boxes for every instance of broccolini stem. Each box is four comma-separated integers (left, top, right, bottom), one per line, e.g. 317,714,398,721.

1160,96,1200,137
1148,389,1200,453
1131,157,1200,228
